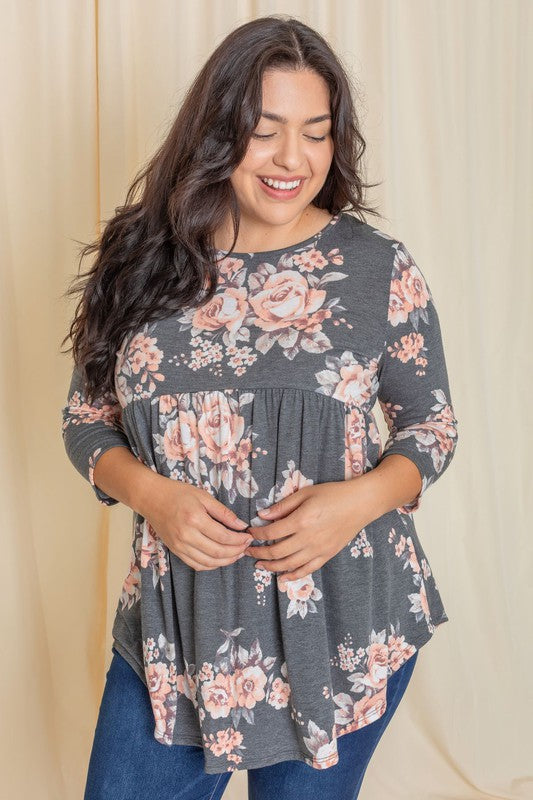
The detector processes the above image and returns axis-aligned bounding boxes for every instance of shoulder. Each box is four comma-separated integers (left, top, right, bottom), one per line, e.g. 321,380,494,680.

335,212,403,278
322,214,407,350
332,212,412,304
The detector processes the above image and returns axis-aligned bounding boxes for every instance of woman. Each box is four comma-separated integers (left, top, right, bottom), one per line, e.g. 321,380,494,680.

61,15,459,800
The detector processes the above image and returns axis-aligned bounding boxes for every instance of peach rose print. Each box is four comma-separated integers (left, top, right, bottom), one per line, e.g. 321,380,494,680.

216,254,246,281
345,406,366,479
291,247,329,272
303,720,340,769
202,672,238,719
315,351,379,412
352,690,387,728
162,408,199,464
333,687,386,732
119,557,141,610
278,574,323,619
197,391,245,464
388,632,417,671
387,331,425,363
365,642,389,690
279,464,314,494
388,245,431,327
267,676,291,709
409,580,430,621
175,668,198,704
233,666,268,709
249,270,326,332
333,358,379,406
192,287,248,335
127,331,164,375
204,726,244,758
146,661,176,741
115,322,165,403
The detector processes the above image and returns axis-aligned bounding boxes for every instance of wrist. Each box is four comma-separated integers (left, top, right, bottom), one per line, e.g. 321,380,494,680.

126,463,164,517
339,471,389,528
343,455,423,526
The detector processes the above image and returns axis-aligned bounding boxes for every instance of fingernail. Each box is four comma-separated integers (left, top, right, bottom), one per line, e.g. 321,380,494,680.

236,519,248,527
237,553,246,559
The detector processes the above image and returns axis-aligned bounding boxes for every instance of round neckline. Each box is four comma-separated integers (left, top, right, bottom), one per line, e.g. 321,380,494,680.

215,212,342,259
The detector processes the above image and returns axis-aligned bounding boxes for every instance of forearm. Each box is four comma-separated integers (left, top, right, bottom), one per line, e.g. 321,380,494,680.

92,446,162,516
340,454,423,527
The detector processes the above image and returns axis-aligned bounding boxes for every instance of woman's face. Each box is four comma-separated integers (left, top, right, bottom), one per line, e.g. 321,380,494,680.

229,68,334,228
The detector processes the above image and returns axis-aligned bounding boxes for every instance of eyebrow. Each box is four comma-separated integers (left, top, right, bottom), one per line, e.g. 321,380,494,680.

260,111,332,125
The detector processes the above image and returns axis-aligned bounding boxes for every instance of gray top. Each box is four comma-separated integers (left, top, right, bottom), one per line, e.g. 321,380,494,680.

61,211,459,774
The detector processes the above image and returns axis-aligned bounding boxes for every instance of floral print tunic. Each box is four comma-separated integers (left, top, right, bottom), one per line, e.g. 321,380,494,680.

61,211,459,774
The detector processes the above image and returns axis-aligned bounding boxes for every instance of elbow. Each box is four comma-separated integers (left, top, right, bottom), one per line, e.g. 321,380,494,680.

60,418,75,465
388,412,459,514
422,413,458,484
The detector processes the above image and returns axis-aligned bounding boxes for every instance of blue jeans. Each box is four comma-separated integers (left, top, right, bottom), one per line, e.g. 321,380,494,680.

84,646,418,799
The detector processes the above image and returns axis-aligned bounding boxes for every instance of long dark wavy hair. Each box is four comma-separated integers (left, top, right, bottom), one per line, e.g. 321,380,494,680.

60,14,382,403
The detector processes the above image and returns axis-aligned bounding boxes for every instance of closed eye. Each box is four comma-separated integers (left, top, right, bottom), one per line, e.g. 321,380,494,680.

252,133,327,142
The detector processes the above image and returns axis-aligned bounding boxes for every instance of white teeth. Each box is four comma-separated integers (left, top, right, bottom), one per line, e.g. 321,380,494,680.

260,177,301,190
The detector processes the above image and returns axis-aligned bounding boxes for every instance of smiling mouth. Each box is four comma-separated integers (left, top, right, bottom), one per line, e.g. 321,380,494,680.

256,176,306,200
258,176,304,190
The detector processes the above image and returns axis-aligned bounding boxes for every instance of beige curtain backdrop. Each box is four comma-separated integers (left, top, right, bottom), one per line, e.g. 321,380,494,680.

1,1,530,797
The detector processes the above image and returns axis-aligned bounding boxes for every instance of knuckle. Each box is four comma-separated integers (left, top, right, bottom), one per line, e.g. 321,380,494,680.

193,513,206,528
177,528,189,545
183,513,201,531
181,506,196,522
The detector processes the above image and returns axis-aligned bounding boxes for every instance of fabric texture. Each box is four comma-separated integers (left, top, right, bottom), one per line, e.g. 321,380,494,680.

61,211,459,774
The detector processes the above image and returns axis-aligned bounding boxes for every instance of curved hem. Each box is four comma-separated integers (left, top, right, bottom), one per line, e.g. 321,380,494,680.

111,640,148,687
111,616,449,774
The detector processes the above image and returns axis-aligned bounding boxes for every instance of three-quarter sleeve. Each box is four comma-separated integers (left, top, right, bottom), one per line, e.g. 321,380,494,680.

376,241,459,513
61,362,133,506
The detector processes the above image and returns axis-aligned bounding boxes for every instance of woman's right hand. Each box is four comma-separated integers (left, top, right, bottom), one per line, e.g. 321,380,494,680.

140,473,254,571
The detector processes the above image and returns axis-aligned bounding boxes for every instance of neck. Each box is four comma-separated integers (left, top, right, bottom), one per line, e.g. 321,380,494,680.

214,205,329,253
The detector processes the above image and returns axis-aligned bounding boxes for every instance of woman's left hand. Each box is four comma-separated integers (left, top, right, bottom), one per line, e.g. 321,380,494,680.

243,480,377,586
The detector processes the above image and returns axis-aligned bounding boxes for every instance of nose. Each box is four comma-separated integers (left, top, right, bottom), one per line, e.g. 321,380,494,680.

272,132,305,172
